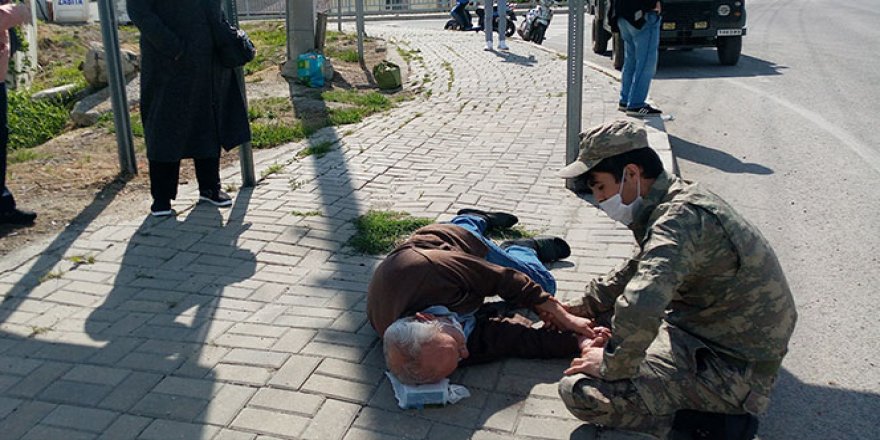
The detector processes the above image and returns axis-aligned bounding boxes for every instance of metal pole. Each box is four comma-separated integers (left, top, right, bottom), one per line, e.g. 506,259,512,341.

337,0,342,32
565,0,584,190
223,0,257,187
483,0,492,47
355,0,365,66
97,0,137,175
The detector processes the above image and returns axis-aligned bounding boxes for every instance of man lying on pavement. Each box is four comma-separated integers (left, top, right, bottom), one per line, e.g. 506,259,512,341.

367,208,610,385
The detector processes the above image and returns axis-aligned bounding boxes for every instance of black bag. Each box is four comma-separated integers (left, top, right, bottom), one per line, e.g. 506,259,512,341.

208,10,256,68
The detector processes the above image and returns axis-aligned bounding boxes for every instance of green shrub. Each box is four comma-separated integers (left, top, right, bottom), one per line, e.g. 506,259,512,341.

8,90,69,150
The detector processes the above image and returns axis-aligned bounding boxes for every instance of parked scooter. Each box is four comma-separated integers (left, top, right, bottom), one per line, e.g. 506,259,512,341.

517,0,555,45
476,2,517,38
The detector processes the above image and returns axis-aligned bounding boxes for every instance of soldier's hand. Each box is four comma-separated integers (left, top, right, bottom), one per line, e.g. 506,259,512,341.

564,347,604,377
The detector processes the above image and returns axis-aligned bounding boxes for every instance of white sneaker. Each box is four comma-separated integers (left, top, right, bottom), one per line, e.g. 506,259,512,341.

484,42,493,51
498,41,509,51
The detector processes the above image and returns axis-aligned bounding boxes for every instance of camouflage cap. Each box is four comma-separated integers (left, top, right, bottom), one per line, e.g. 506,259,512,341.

557,120,649,178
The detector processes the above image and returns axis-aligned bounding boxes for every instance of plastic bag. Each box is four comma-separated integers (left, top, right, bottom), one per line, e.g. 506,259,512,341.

297,52,326,88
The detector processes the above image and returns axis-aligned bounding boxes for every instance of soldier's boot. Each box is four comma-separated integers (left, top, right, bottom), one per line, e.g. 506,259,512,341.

671,410,759,440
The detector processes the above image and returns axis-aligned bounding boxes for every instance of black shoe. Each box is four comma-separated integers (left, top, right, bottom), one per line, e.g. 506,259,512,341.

672,410,759,440
626,105,662,118
150,200,174,217
199,189,233,207
0,208,37,225
618,102,627,112
457,208,518,229
500,235,571,263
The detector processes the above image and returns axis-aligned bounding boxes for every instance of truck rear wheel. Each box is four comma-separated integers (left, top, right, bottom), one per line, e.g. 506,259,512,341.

592,16,611,54
717,35,742,66
612,32,624,70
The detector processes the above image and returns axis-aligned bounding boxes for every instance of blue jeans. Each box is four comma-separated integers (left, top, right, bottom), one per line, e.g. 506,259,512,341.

449,215,557,295
618,12,660,109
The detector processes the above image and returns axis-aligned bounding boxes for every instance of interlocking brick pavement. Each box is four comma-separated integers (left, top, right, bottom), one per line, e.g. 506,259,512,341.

0,23,670,440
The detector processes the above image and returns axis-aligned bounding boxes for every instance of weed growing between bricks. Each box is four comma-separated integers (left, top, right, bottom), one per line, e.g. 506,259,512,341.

347,211,433,254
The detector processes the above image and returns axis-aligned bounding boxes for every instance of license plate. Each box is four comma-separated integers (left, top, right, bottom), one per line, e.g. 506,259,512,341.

717,29,743,36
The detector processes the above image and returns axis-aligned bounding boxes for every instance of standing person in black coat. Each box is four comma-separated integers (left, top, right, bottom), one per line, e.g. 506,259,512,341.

128,0,251,217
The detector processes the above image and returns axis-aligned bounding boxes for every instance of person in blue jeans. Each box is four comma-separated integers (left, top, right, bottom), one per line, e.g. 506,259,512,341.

615,0,663,117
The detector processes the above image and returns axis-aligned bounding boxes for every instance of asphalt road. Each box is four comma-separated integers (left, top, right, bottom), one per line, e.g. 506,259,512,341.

378,4,880,438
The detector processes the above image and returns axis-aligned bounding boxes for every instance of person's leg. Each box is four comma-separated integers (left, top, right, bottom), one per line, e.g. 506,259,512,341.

450,214,556,294
618,17,638,108
149,159,180,214
0,82,12,213
625,12,661,109
195,156,232,207
559,374,673,439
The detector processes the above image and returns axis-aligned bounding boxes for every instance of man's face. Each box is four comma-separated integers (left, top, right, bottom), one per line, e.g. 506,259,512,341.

415,316,469,383
588,167,640,205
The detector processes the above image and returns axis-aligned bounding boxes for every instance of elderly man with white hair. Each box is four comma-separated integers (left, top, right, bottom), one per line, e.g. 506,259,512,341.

368,208,609,385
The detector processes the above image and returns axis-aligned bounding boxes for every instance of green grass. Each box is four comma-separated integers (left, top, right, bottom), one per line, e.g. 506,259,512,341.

251,122,310,149
487,226,537,241
248,97,293,120
325,47,359,63
260,163,285,179
296,140,335,159
321,90,391,110
347,210,433,254
32,63,88,93
8,90,69,150
9,148,51,164
241,23,287,75
38,270,65,284
99,111,144,138
292,210,322,217
67,255,96,265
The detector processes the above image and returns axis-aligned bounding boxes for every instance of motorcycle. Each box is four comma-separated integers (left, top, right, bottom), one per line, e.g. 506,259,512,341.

476,2,517,38
517,0,555,45
445,0,476,31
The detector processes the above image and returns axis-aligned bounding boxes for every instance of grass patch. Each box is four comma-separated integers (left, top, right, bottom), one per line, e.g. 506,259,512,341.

322,90,391,110
296,140,335,159
9,148,51,164
442,60,454,91
325,47,359,63
251,122,310,149
67,254,96,265
292,210,322,217
99,111,144,138
347,210,433,254
38,270,65,284
261,163,285,179
240,22,287,75
8,90,69,150
396,47,423,66
28,326,52,338
248,97,293,120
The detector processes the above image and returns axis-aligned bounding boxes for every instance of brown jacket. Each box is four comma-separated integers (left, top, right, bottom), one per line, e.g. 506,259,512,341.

367,224,578,364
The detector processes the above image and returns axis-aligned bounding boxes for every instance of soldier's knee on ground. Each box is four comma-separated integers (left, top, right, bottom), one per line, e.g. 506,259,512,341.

559,374,615,422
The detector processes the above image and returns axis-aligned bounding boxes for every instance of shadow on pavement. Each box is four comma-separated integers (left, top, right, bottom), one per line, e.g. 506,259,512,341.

655,52,785,79
492,49,538,67
0,191,255,438
0,173,133,323
761,368,880,439
669,135,774,175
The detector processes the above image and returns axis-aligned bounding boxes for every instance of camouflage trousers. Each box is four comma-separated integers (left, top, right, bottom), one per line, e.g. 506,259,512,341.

558,323,774,439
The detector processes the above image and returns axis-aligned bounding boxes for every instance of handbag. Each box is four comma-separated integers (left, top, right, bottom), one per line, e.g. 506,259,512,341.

207,7,256,68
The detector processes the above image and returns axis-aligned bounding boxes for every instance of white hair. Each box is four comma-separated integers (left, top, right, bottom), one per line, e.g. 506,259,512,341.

383,317,444,384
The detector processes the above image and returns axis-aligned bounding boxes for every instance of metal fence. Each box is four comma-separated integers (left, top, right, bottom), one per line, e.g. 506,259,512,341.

234,0,561,20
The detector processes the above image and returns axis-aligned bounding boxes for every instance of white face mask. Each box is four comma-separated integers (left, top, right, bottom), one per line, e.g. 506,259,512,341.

598,172,642,225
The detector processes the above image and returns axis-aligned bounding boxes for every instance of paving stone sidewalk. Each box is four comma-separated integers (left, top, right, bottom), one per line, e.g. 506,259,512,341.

0,25,661,440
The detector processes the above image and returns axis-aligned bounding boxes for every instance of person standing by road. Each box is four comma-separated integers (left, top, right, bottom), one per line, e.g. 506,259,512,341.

554,120,797,439
614,0,663,117
0,1,36,226
128,0,250,217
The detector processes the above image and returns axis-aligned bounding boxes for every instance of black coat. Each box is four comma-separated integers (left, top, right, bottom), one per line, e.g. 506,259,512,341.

128,0,250,162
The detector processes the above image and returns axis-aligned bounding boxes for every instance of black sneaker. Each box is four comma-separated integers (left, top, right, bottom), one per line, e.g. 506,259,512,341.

626,105,662,117
618,102,627,112
0,208,37,225
456,208,518,229
500,235,571,263
150,200,174,217
199,189,233,207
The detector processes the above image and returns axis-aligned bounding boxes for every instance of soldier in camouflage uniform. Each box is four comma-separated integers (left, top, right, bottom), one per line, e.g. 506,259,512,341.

553,120,798,438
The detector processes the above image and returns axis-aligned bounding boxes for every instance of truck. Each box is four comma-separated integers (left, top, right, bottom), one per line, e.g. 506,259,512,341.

589,0,747,69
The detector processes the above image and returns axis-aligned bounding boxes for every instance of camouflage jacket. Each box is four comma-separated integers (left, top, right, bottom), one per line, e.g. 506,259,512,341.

569,172,798,381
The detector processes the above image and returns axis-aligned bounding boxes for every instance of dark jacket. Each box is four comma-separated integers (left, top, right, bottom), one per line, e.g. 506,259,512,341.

128,0,250,162
612,0,661,30
367,224,579,364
